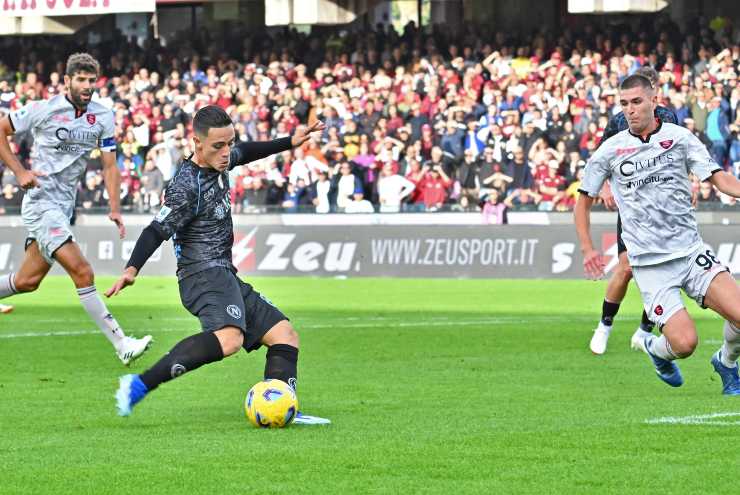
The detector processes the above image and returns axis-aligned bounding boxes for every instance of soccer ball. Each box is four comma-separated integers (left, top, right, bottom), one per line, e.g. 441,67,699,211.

245,379,298,428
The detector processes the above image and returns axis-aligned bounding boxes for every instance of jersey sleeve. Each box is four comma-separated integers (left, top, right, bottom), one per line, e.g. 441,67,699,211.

8,100,46,134
150,177,198,239
229,137,293,169
685,131,722,181
578,145,612,197
98,111,116,152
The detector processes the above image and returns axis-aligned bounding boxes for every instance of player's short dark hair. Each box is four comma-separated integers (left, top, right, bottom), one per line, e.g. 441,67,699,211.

65,53,100,77
634,66,659,87
619,74,653,92
193,105,233,137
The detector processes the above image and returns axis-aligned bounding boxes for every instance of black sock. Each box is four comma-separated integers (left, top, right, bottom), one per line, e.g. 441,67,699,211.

640,310,655,332
264,344,298,391
140,332,224,391
601,300,620,326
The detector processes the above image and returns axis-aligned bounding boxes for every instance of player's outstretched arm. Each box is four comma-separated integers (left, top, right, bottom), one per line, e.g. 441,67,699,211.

101,150,125,239
0,117,45,189
708,170,740,198
574,193,605,280
231,121,326,167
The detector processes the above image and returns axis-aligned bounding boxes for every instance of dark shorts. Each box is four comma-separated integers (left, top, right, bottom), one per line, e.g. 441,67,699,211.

616,213,626,255
178,266,288,352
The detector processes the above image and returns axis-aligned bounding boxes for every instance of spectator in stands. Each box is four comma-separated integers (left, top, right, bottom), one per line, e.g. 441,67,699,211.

419,165,451,211
377,162,416,213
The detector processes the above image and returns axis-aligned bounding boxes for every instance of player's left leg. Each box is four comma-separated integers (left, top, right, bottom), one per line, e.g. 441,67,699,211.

250,294,329,425
631,259,692,387
54,240,152,364
702,272,740,395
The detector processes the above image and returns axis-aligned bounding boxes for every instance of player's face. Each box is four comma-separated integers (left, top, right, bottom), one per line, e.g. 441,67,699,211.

619,85,657,135
65,71,97,109
194,126,235,172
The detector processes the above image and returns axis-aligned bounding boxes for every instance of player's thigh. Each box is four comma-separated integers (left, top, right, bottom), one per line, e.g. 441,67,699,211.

26,208,75,267
661,308,698,356
631,261,685,328
14,240,52,291
179,268,248,334
702,271,740,326
240,285,292,351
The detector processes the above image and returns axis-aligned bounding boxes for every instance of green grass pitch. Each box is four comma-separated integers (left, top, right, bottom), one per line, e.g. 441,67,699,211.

0,276,738,494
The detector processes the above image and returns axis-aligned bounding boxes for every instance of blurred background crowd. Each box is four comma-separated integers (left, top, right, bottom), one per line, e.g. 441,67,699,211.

1,13,739,218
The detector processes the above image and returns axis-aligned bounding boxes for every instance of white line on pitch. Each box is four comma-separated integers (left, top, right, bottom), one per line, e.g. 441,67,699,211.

645,412,740,426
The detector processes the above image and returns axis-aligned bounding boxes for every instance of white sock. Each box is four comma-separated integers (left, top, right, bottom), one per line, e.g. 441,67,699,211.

720,321,740,368
77,286,126,349
0,273,18,299
646,335,678,361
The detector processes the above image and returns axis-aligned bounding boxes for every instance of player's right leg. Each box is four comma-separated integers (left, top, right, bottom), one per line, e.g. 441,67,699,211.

631,261,692,387
116,267,240,416
590,251,631,354
702,271,740,395
116,326,234,416
53,240,152,365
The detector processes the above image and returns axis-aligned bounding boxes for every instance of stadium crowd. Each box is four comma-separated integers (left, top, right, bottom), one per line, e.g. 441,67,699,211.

1,14,740,218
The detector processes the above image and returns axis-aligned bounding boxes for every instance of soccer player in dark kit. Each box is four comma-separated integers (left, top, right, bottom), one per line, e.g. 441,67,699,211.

106,105,330,424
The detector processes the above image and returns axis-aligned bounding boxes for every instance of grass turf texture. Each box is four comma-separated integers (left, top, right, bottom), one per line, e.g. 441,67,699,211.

0,276,738,494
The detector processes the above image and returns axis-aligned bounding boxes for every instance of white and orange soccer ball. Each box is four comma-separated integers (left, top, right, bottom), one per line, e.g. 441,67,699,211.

244,379,298,428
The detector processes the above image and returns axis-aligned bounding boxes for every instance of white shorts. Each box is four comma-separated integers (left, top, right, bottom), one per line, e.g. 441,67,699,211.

632,245,729,328
22,204,74,265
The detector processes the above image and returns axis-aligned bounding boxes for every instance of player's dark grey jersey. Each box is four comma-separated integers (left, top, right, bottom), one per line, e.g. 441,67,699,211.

150,137,292,280
580,122,721,266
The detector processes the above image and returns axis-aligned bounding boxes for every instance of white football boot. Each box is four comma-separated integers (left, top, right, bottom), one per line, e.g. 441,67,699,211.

116,335,153,366
589,322,611,355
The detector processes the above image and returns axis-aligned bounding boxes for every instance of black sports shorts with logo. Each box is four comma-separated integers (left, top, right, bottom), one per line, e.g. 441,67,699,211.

178,266,288,352
616,213,627,255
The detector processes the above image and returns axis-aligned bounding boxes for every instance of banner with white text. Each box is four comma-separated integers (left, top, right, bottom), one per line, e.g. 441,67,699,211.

1,224,738,278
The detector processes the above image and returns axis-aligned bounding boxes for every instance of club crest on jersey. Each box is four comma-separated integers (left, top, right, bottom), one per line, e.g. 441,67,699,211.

659,140,672,149
86,114,96,125
214,204,226,220
226,304,242,319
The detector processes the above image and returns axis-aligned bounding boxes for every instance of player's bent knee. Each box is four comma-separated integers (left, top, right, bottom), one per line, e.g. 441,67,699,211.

214,326,244,357
14,274,42,293
671,333,698,358
65,261,94,287
262,320,299,348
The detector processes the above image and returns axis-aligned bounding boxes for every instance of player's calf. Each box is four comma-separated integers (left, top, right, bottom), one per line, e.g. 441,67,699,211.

138,331,225,392
262,321,299,390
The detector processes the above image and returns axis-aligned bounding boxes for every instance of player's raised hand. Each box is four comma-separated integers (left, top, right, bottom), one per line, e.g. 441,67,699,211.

17,169,46,190
291,120,326,147
582,248,605,280
109,211,126,239
105,267,137,298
